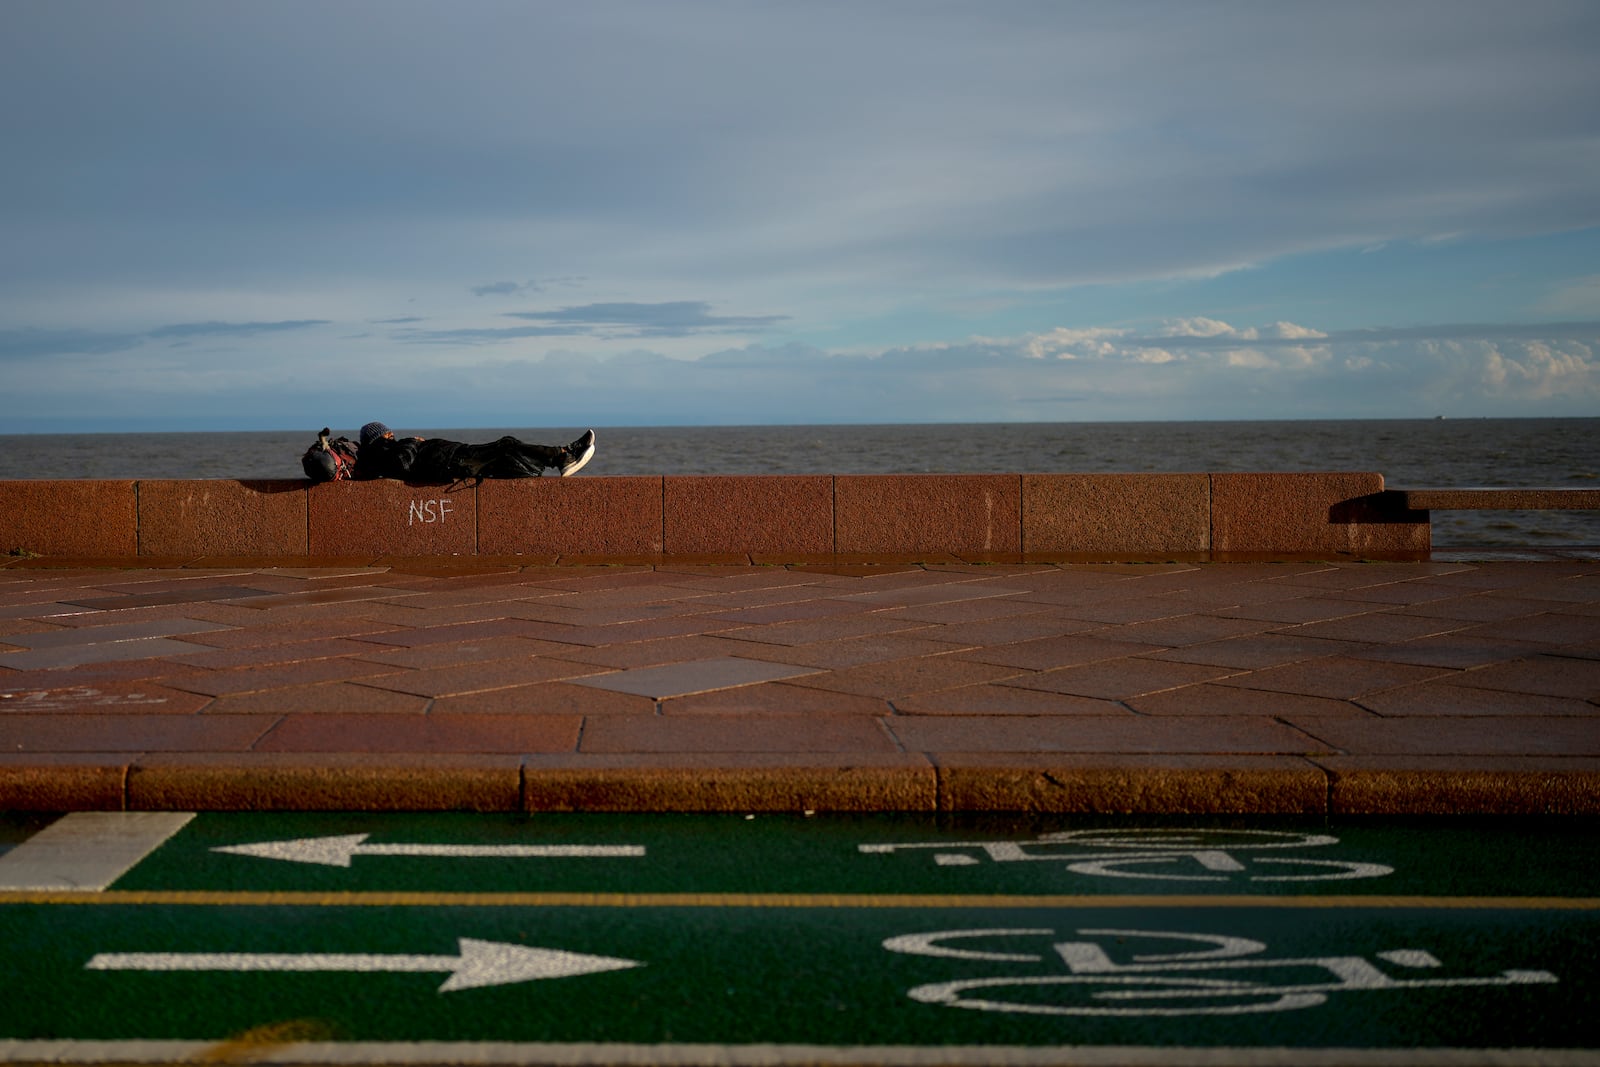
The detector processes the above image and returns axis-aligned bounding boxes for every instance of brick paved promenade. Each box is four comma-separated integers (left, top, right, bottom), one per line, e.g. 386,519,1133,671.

3,554,1597,814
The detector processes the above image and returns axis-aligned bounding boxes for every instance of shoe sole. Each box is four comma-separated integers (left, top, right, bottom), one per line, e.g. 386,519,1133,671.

560,432,596,477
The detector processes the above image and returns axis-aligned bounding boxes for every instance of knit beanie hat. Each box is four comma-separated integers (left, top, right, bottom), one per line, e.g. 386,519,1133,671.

359,422,392,448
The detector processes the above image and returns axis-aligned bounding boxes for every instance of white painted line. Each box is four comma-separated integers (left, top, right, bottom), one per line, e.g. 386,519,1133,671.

85,939,643,993
211,833,645,867
0,812,193,891
3,1040,1599,1066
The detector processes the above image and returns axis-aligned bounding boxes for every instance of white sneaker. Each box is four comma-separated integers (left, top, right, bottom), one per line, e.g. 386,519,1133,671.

559,430,596,476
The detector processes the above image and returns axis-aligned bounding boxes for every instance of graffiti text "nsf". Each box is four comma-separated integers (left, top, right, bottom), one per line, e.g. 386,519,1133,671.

408,499,453,525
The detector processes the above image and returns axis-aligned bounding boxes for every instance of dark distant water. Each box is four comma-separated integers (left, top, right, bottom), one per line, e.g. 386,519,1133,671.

1,419,1595,547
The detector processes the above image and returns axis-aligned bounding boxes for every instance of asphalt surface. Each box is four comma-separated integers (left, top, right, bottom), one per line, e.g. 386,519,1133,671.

1,812,1595,1063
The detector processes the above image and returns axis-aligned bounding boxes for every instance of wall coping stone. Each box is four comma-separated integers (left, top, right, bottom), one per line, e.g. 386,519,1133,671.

2,472,1433,564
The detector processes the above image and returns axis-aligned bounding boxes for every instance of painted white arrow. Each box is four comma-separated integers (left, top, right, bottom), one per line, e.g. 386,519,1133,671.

86,938,643,993
211,834,645,867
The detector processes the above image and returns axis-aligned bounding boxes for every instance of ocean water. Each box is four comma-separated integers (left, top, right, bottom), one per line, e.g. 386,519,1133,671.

1,419,1595,547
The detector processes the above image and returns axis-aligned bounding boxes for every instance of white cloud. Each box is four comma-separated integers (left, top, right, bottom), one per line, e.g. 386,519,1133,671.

1159,318,1242,339
2,3,1599,430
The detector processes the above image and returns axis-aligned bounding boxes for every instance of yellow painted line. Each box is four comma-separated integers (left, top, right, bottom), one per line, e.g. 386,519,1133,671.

6,1041,1600,1067
1,890,1597,909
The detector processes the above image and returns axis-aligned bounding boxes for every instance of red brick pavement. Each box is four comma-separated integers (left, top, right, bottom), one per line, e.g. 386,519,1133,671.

2,555,1597,814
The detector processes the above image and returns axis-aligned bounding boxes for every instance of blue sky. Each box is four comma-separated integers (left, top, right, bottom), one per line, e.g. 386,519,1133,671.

3,0,1598,432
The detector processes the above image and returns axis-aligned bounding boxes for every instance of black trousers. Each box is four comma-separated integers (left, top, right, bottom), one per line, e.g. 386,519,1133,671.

451,436,566,479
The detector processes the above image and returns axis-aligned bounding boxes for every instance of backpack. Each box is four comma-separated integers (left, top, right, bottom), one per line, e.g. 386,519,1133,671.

301,428,360,482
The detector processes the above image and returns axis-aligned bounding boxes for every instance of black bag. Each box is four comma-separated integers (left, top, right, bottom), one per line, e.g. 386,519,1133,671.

301,428,360,482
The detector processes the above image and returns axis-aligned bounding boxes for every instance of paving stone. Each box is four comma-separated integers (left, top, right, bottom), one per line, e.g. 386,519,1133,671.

571,657,824,699
1285,714,1600,756
342,617,554,648
1354,682,1594,717
203,683,432,715
921,612,1102,646
578,713,898,754
729,632,976,670
1000,657,1241,700
0,658,208,691
545,615,750,647
1431,653,1600,700
1006,593,1192,624
253,712,582,753
349,635,580,670
1147,632,1371,670
786,654,1023,698
550,634,759,669
888,597,1068,624
163,658,407,697
127,753,524,811
0,713,279,753
0,618,235,649
889,714,1330,754
170,617,406,649
4,558,1597,815
893,684,1122,716
956,634,1171,671
1213,655,1456,700
1092,613,1278,647
1214,598,1376,624
0,637,227,671
429,682,654,716
1382,594,1552,623
1126,684,1365,718
837,583,1029,608
700,598,873,627
1284,611,1471,643
1462,611,1600,645
162,636,398,670
0,681,211,715
1347,634,1549,670
661,683,890,716
716,613,933,647
356,656,607,698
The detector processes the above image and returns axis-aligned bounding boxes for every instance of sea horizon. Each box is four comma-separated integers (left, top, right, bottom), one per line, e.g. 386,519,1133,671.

2,417,1595,547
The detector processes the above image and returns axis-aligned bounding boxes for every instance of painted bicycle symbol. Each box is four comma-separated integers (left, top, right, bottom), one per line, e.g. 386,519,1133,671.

885,927,1557,1017
860,828,1393,882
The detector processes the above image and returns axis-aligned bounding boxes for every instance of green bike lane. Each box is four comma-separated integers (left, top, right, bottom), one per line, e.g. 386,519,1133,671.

1,812,1597,1063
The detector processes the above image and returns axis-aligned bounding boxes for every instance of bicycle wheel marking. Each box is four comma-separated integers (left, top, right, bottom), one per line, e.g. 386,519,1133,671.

889,926,1560,1017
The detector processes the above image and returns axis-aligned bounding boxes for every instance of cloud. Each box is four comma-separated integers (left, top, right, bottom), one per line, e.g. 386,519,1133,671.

146,320,331,341
471,281,537,297
437,319,1598,424
390,323,583,346
6,2,1595,303
3,4,1599,431
0,320,329,360
3,313,1595,430
982,318,1600,413
503,302,790,338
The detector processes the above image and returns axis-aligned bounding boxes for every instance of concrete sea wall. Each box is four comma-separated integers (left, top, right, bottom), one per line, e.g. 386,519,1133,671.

1,472,1429,563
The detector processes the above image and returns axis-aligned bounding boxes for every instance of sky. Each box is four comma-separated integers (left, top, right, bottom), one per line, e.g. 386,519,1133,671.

3,0,1599,433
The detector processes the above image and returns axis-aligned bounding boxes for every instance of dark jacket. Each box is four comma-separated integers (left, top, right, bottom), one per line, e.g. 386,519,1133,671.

354,435,470,483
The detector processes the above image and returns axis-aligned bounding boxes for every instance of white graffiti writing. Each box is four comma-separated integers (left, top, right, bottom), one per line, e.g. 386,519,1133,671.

0,687,170,711
408,499,453,525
